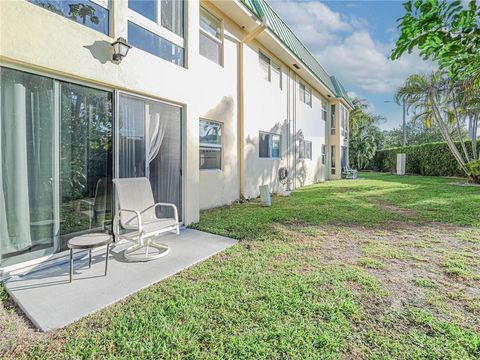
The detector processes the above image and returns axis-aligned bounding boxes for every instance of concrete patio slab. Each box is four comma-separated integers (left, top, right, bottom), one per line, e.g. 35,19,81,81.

4,229,237,332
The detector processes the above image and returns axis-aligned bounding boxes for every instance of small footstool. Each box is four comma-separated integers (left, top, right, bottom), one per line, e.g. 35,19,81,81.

67,233,112,282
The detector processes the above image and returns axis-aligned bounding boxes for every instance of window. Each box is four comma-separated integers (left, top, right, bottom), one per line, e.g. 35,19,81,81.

128,0,184,66
340,105,346,137
299,140,312,160
331,145,336,175
272,61,282,89
259,51,271,81
200,120,222,170
128,21,184,66
199,7,223,65
321,145,326,165
330,104,336,135
0,66,112,266
259,51,282,88
259,132,281,158
321,100,327,121
129,0,156,22
28,0,109,35
299,83,312,106
340,105,349,137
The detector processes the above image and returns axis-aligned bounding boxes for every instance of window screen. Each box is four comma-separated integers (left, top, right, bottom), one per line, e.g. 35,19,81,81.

200,119,222,169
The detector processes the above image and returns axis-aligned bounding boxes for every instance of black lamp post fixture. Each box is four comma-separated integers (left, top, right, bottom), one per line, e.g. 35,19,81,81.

111,37,131,62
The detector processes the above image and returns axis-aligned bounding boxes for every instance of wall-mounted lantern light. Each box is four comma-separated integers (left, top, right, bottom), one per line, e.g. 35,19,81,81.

111,37,131,62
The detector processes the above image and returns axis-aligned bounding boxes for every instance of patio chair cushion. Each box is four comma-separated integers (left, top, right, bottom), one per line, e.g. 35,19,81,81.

113,178,157,227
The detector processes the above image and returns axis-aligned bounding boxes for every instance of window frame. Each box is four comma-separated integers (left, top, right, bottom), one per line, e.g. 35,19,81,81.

330,104,336,135
199,118,223,171
259,131,282,159
258,51,282,89
321,100,327,121
28,0,110,35
298,139,312,160
127,0,184,49
199,6,224,66
0,65,115,267
299,82,312,107
321,144,326,165
331,145,336,175
259,51,272,82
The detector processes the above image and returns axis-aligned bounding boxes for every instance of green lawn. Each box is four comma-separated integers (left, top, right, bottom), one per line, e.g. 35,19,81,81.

1,173,480,359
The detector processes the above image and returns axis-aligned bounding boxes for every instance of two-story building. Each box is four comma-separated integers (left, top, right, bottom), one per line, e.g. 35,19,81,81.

0,0,351,271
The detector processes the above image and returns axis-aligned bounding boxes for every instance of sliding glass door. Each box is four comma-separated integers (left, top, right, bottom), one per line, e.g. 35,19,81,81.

0,68,57,266
59,82,113,249
117,93,182,220
0,67,113,267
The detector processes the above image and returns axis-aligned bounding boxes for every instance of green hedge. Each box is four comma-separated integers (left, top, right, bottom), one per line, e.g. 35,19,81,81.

374,140,474,177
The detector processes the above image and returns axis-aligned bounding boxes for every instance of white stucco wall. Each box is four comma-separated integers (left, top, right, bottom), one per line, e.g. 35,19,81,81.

0,0,245,223
197,3,241,210
0,0,349,218
242,41,290,198
294,80,328,187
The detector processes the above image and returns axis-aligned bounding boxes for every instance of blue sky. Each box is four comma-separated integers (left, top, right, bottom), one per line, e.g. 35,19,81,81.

268,0,436,130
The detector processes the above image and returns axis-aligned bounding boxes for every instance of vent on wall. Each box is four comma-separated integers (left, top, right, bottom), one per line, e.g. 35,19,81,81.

293,64,300,69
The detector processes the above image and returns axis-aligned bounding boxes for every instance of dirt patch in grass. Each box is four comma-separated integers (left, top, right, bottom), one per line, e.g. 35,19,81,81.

275,222,480,332
367,197,417,217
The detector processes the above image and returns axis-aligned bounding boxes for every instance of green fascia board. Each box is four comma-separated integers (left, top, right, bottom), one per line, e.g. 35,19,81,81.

240,0,351,106
331,76,354,108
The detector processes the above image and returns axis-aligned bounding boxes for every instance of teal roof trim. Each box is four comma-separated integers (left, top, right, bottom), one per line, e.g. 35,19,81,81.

240,0,351,106
331,76,353,108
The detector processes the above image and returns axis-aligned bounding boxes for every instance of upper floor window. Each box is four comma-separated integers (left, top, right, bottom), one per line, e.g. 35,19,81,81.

128,0,184,66
299,140,312,160
128,0,183,36
330,104,336,135
28,0,109,35
321,100,327,121
259,51,282,89
200,119,222,170
299,83,312,107
259,132,281,159
200,7,223,65
340,105,347,137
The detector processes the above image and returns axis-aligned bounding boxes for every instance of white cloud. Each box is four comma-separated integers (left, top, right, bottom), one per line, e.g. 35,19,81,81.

269,0,436,94
317,32,436,93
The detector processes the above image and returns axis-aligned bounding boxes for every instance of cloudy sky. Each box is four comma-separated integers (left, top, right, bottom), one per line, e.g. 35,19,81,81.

268,0,436,130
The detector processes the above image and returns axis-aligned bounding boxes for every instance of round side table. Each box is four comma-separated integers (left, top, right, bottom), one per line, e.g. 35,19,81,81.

67,233,112,283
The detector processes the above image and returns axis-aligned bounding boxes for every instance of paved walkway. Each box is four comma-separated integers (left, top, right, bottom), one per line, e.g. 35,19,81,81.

5,229,237,331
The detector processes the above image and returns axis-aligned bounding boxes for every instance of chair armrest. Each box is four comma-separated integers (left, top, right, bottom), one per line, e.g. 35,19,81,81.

113,208,143,236
153,203,179,223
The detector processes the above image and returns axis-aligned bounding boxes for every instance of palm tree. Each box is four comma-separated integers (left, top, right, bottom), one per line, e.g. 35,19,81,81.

396,72,480,183
348,98,384,170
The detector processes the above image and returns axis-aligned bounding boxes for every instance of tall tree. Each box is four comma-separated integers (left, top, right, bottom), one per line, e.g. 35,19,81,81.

391,0,480,81
396,72,479,182
348,98,385,170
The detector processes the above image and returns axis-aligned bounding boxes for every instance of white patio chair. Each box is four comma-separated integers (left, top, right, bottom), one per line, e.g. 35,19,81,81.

342,165,358,179
112,177,180,262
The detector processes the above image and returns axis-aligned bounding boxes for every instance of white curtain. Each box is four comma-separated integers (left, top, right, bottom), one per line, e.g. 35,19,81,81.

1,82,32,255
147,112,167,164
149,104,182,220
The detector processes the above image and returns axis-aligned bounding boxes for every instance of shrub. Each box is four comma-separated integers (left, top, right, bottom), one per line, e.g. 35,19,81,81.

374,140,474,178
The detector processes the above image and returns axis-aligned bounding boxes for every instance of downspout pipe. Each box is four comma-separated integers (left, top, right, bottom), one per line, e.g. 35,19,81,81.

239,18,267,199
